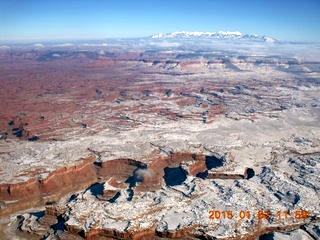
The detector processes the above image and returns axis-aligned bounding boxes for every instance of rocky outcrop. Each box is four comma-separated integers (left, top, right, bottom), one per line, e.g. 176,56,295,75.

0,152,224,216
0,155,97,216
136,153,211,191
85,228,157,240
207,172,244,179
43,210,318,240
97,158,146,181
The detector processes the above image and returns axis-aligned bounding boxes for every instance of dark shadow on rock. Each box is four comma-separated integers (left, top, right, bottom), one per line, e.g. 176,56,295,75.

95,88,102,95
16,215,24,231
78,230,86,238
205,156,224,170
245,168,255,179
93,161,102,167
259,233,275,240
12,127,23,138
127,189,134,201
125,165,147,201
127,165,148,186
30,211,45,219
40,234,50,240
51,215,65,232
196,170,208,179
108,192,121,203
164,166,187,186
68,194,78,203
274,191,300,205
125,166,146,188
87,183,104,196
164,89,173,97
28,136,39,141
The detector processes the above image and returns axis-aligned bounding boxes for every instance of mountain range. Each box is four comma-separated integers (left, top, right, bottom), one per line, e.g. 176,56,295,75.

151,31,277,42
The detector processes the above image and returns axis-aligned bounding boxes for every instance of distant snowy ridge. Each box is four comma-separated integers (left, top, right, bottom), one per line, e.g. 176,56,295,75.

151,31,277,42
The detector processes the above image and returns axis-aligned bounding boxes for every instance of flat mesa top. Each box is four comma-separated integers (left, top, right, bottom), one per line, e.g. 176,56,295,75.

0,107,319,184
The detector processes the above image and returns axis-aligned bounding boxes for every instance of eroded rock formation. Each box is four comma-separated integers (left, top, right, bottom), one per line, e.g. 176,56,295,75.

0,42,319,239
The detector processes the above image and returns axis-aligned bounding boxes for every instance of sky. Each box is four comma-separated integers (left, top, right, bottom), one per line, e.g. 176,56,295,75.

0,0,319,42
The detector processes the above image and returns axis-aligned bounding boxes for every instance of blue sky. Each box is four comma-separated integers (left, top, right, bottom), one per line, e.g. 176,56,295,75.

0,0,319,42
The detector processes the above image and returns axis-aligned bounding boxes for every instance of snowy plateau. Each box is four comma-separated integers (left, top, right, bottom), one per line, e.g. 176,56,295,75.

0,33,319,240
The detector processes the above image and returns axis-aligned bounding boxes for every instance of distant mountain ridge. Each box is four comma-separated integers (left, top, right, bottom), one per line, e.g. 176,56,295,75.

151,31,277,42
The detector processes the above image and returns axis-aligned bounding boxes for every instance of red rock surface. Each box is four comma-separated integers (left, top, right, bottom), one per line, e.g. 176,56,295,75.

0,50,230,141
0,152,222,216
0,155,96,216
1,47,319,239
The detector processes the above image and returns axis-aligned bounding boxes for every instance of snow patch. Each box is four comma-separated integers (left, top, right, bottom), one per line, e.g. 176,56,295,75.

151,31,277,42
33,43,45,48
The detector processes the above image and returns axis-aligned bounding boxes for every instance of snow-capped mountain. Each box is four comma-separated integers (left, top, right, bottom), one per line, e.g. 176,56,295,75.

151,31,277,42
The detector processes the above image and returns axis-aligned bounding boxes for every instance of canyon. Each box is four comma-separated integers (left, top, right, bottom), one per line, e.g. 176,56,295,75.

0,39,319,239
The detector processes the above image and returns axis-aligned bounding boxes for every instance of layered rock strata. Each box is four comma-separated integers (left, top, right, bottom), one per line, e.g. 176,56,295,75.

1,152,233,216
0,43,319,239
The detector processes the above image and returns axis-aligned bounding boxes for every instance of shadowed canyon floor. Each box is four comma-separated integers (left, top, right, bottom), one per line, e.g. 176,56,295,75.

0,41,319,239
